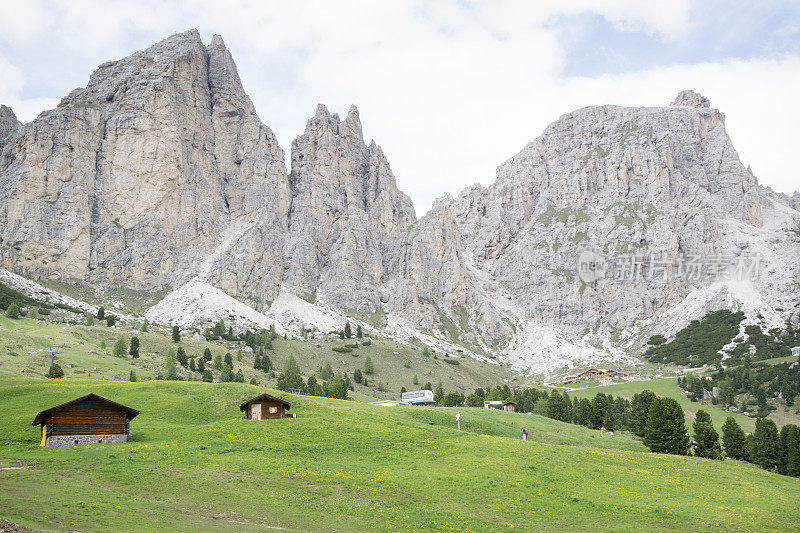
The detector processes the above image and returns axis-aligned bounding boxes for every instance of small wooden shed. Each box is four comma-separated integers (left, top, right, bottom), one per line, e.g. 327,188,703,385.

240,393,291,420
32,393,139,447
503,401,517,412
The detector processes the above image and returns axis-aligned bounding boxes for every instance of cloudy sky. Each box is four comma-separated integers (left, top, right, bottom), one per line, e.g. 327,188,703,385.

1,0,798,214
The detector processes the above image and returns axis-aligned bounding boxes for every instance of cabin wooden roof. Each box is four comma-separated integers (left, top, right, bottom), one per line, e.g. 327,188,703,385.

239,393,291,412
31,393,139,426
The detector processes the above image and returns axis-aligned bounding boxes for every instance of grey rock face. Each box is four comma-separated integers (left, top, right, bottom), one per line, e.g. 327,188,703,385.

283,104,415,312
394,91,796,349
0,30,288,293
671,89,711,108
0,105,20,152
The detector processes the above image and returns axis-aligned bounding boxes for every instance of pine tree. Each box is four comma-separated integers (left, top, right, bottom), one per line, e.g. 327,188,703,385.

141,320,148,332
413,374,419,385
197,357,205,373
96,307,105,320
434,382,445,405
46,363,64,378
783,383,795,407
202,369,213,382
165,352,178,380
574,398,593,427
176,347,188,367
235,369,245,383
356,324,363,338
353,369,363,384
752,418,781,471
602,408,615,431
644,397,688,455
129,370,137,382
5,303,20,319
129,336,140,358
693,410,722,460
276,355,304,391
318,362,334,380
189,358,196,372
630,390,656,437
364,356,375,374
203,347,212,361
590,393,610,430
172,326,181,343
112,336,127,357
260,352,273,373
782,424,800,477
224,353,233,369
444,391,463,407
547,390,572,422
722,417,746,460
344,322,352,338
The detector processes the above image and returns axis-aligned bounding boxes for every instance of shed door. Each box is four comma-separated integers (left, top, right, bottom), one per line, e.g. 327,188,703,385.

251,404,261,420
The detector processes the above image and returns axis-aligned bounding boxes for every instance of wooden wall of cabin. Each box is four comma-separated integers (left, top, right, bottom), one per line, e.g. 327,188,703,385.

49,399,129,436
249,399,284,420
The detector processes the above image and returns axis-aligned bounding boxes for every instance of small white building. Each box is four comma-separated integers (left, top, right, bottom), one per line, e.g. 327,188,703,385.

372,390,437,407
401,390,436,406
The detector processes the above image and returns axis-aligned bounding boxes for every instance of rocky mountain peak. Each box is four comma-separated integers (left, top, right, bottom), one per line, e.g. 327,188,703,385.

342,104,363,141
0,105,20,151
671,89,711,108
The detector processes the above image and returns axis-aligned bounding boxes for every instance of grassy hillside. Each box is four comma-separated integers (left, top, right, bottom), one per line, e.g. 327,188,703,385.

1,377,800,532
565,377,761,432
0,315,513,397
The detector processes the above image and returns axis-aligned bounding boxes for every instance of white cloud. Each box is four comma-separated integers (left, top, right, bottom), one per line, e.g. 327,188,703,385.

0,0,796,216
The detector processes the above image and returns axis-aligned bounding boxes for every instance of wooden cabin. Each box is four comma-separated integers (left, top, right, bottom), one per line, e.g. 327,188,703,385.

240,393,291,420
32,393,139,447
563,368,629,384
503,401,517,412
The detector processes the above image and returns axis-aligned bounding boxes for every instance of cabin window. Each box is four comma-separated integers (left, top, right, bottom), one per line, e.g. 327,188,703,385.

269,406,277,414
98,439,103,443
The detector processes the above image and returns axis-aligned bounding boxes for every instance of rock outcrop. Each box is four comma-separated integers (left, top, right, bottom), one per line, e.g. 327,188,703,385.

282,104,415,312
0,105,20,151
0,30,288,291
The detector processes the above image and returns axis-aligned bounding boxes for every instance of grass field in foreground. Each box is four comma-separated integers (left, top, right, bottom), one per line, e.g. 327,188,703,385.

1,378,799,532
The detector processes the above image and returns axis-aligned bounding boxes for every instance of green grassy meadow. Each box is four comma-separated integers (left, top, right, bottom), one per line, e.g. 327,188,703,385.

1,377,800,532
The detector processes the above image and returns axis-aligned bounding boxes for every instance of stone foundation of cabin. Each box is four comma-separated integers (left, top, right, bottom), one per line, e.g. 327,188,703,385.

45,434,129,447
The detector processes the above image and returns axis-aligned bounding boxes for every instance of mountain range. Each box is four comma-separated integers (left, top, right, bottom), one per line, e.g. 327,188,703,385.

2,29,798,375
